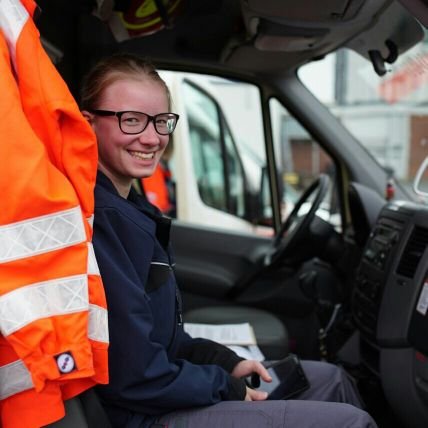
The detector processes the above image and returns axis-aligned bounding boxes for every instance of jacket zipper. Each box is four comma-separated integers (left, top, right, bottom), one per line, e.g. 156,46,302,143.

165,270,182,353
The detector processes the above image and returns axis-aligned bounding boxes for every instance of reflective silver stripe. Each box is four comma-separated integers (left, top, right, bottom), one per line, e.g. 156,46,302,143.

0,359,34,400
87,215,94,228
0,0,28,68
0,206,86,263
87,243,100,276
88,304,109,343
0,275,88,336
87,243,108,343
0,306,108,401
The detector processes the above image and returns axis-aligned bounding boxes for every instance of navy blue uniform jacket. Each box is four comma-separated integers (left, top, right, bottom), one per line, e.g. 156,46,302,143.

93,172,245,428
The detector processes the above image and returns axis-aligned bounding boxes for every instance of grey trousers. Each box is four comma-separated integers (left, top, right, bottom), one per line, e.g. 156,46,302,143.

154,361,377,428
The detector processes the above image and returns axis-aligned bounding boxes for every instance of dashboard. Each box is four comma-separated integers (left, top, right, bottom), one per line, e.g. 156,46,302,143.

352,200,428,427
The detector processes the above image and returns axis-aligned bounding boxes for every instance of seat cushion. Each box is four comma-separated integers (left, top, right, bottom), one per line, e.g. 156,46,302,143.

184,305,289,360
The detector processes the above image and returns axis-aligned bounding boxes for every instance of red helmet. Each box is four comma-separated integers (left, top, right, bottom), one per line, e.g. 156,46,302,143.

118,0,184,37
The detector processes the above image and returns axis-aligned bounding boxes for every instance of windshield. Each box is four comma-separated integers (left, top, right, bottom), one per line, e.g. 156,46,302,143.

299,30,428,201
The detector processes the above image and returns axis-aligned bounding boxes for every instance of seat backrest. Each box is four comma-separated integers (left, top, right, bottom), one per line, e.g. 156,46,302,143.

78,388,113,428
44,389,112,428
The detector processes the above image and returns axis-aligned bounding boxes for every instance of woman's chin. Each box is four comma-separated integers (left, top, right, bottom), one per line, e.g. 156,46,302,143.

131,165,157,179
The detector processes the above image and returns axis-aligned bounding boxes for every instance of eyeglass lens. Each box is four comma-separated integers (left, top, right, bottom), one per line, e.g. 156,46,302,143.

120,112,177,135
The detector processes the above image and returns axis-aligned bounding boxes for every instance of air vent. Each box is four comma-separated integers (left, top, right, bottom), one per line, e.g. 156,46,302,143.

396,226,428,278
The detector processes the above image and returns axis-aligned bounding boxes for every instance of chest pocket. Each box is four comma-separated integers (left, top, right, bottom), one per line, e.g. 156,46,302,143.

146,262,173,293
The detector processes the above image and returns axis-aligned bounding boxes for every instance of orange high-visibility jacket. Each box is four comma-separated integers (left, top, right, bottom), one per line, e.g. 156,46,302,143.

0,1,108,427
13,0,109,393
142,162,172,213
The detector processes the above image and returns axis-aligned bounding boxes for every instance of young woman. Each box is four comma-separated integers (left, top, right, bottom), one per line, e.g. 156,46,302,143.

81,53,377,428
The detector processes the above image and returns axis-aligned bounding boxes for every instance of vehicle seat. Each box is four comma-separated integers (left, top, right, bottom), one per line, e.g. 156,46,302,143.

44,389,112,428
184,305,289,360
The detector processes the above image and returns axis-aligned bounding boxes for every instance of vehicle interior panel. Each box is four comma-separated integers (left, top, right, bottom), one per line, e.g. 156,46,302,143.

351,200,428,426
353,202,428,346
171,222,271,297
36,0,424,89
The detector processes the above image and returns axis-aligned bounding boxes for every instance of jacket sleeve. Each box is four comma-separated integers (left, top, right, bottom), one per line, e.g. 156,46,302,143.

0,24,98,394
93,207,245,415
176,331,245,373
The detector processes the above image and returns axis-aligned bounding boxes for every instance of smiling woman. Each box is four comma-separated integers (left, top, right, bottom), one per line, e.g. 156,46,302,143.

75,51,379,428
80,55,175,198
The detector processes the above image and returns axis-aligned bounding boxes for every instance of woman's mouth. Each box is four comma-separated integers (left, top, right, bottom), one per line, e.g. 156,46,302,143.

128,150,155,160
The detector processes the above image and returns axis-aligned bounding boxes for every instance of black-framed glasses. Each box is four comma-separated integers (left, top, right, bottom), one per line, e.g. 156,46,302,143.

88,109,179,135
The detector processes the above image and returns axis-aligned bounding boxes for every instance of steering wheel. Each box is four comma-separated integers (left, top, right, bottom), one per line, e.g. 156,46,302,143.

264,174,331,266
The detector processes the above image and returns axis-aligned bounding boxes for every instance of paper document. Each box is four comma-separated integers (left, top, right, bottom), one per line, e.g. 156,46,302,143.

227,345,265,361
184,322,257,346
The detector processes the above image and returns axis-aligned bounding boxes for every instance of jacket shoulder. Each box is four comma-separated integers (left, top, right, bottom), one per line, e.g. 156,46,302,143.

94,185,156,236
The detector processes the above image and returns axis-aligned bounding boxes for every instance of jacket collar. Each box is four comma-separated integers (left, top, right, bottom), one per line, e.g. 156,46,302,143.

96,170,151,211
96,170,172,250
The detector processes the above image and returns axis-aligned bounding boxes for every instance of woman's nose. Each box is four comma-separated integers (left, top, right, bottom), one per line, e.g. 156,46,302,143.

139,121,160,143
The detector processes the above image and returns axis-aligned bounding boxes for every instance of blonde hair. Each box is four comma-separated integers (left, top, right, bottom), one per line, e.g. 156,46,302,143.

80,53,170,110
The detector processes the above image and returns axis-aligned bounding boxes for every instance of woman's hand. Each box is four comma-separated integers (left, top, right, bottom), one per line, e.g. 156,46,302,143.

244,386,268,401
231,359,272,383
232,360,272,401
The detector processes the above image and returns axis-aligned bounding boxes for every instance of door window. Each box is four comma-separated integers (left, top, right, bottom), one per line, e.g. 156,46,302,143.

270,98,340,229
146,71,272,235
183,80,246,216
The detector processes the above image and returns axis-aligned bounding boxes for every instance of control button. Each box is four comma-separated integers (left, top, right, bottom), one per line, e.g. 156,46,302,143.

364,249,376,260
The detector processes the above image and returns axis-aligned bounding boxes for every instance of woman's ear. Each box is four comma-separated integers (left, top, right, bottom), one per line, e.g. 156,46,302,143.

81,110,93,125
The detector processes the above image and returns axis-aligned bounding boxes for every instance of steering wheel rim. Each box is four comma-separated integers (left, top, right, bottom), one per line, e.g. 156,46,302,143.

264,174,331,266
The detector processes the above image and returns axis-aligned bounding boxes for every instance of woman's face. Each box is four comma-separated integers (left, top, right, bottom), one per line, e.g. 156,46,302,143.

88,77,170,196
